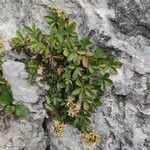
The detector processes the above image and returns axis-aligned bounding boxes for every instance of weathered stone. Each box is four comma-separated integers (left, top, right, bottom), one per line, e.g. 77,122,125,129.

1,60,47,150
2,60,39,104
0,120,47,150
0,0,150,150
49,126,86,150
133,46,150,74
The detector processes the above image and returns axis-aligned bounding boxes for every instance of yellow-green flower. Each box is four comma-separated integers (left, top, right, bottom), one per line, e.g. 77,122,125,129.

58,10,68,19
81,131,100,147
37,65,45,75
51,120,65,139
66,98,81,117
67,105,80,117
66,96,74,108
49,6,68,20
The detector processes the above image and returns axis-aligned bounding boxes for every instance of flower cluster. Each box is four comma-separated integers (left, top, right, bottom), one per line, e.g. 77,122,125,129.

81,131,100,147
66,96,81,117
37,65,45,75
51,120,65,139
49,6,68,20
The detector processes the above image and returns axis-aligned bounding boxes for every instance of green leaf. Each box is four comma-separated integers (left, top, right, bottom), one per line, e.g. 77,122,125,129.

68,52,77,62
74,113,91,132
24,25,33,34
66,22,76,33
68,63,77,70
44,16,55,26
93,99,102,108
77,50,86,55
95,48,106,59
85,98,93,104
72,67,82,80
63,48,70,57
88,65,95,73
99,73,113,91
105,57,122,74
80,37,92,47
44,103,55,111
5,105,16,115
32,23,36,31
72,88,81,95
57,83,65,91
76,79,82,87
85,89,93,98
0,80,6,85
16,31,25,41
0,90,12,106
15,105,28,118
52,97,62,106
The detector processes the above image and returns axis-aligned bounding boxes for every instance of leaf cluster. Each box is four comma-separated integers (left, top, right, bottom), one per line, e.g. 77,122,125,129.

11,7,121,133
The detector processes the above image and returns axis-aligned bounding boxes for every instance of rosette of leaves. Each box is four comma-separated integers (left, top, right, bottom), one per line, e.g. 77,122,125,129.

11,6,121,145
0,39,28,118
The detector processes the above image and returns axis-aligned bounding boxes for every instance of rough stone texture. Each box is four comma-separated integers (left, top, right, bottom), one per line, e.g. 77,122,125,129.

0,0,150,150
0,60,47,150
49,126,86,150
2,60,39,104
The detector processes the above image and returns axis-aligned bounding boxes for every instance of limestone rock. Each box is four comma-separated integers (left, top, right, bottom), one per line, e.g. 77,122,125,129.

1,60,47,150
49,126,86,150
0,0,150,150
2,60,39,104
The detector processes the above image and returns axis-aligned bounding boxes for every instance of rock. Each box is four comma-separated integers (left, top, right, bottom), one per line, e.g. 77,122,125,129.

127,75,147,104
49,126,86,150
144,138,150,148
1,60,47,150
36,76,50,91
0,0,150,150
2,60,39,104
133,46,150,74
133,128,148,149
0,120,47,150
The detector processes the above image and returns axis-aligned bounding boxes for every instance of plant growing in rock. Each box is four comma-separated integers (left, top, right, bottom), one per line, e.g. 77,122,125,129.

11,6,121,147
0,38,28,119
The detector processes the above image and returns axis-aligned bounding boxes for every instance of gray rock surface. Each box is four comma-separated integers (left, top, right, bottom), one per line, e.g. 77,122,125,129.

2,60,39,104
0,0,150,150
0,60,47,150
